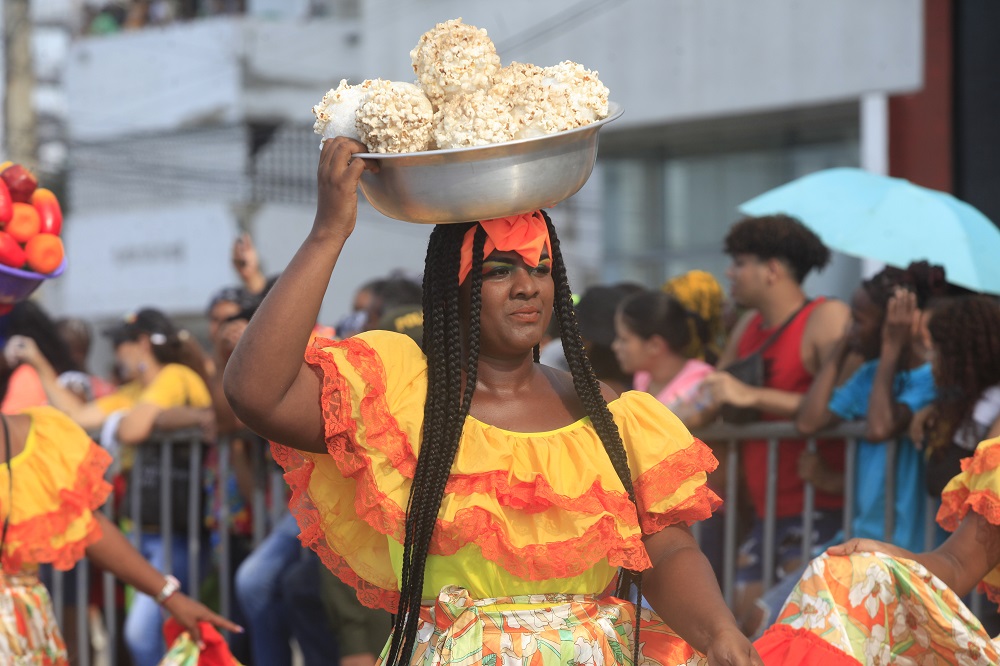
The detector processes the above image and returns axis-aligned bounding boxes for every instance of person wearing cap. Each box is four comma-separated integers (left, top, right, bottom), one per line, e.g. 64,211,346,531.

223,137,761,665
8,306,216,666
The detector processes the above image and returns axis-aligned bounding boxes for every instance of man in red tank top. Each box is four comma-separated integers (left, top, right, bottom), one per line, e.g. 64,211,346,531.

699,214,851,632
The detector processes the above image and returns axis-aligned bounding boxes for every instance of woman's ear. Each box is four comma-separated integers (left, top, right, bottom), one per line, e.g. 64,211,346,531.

646,334,669,356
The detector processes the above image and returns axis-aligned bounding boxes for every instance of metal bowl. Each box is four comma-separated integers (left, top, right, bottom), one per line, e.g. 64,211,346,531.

354,102,623,224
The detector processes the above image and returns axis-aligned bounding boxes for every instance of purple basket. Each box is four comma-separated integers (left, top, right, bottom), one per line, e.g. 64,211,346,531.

0,258,66,306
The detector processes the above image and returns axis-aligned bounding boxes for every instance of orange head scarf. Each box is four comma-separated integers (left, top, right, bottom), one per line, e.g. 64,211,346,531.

458,211,553,284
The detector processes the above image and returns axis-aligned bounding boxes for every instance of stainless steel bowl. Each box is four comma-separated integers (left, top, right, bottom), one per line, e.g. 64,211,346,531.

354,102,623,224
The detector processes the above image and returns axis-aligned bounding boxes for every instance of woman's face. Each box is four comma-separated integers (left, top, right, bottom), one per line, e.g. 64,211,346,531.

612,312,655,375
846,287,883,359
208,300,241,344
469,250,554,358
113,336,149,381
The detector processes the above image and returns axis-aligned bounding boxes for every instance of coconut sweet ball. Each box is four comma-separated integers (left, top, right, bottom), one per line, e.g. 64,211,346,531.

433,89,516,149
311,79,378,147
493,60,610,139
410,18,501,108
355,81,435,153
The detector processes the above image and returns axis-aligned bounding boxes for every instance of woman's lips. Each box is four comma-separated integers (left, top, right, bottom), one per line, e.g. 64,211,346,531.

509,307,541,322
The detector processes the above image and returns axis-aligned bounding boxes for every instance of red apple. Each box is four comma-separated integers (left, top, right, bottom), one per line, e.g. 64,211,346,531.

0,164,38,203
0,230,26,268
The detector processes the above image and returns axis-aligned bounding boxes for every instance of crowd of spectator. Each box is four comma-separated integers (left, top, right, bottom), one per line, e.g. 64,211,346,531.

4,211,999,664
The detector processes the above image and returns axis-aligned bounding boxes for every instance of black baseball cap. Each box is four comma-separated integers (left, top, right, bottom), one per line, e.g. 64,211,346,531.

104,308,178,347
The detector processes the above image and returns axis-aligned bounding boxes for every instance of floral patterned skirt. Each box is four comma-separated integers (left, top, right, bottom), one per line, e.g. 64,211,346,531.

376,586,705,666
755,552,1000,665
0,569,68,666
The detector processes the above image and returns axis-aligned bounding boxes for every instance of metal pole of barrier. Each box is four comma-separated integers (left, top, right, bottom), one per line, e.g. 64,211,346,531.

102,500,118,666
883,439,897,542
252,436,267,547
53,568,65,631
77,558,90,666
971,590,984,618
802,438,817,563
762,439,779,591
219,438,233,621
270,464,285,530
161,440,174,575
130,447,143,549
925,495,937,552
723,440,739,608
188,437,204,595
843,439,857,539
691,519,703,546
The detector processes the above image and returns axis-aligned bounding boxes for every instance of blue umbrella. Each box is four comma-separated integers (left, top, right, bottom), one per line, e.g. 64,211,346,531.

739,167,1000,295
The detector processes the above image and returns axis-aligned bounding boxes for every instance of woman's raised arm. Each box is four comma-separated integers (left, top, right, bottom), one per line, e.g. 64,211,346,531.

224,138,372,452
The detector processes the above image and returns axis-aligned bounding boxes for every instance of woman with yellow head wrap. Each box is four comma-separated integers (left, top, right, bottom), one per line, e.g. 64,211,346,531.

662,270,725,365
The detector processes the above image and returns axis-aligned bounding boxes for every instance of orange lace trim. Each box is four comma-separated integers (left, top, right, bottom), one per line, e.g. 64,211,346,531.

2,443,113,572
272,447,399,612
979,580,1000,610
633,438,721,532
962,443,1000,475
938,486,1000,532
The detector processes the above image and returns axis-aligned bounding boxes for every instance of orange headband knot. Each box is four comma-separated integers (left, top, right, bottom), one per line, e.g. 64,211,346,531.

458,211,552,284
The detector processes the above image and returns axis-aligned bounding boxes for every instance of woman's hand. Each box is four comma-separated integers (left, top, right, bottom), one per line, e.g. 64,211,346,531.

4,335,44,369
705,625,765,665
161,592,243,650
701,372,755,408
826,538,915,561
881,288,917,356
314,136,376,242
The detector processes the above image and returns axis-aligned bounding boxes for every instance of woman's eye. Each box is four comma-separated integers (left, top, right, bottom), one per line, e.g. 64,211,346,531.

531,265,551,276
484,266,511,278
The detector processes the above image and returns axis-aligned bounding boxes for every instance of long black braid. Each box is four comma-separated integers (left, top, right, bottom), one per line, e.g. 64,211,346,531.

543,212,644,666
384,214,644,666
385,223,486,666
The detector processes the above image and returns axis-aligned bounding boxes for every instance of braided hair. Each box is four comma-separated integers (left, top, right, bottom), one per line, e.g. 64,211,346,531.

384,212,644,666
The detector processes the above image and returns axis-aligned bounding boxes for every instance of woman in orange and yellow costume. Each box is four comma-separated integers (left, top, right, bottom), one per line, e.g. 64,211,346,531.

755,434,1000,664
224,137,762,666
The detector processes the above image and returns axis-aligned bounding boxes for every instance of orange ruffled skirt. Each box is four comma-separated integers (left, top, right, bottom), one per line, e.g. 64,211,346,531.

0,569,68,665
378,586,705,666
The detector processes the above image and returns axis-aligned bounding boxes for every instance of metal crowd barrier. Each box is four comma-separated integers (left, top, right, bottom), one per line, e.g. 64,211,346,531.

45,430,285,666
44,422,991,665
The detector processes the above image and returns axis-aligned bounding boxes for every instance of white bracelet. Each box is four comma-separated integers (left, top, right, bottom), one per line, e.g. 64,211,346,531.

156,575,181,605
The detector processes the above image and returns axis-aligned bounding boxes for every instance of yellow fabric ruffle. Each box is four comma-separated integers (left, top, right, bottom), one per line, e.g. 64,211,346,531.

1,407,113,571
937,435,1000,607
271,331,721,611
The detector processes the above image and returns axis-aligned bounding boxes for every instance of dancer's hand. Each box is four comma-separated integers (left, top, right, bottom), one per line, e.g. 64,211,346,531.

5,335,44,369
705,625,765,665
314,136,376,242
826,538,915,561
162,592,243,650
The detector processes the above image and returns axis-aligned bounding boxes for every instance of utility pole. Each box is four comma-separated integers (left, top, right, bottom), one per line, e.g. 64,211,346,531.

4,0,37,169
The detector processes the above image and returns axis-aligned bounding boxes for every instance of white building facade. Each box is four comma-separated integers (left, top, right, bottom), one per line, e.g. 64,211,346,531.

36,0,921,330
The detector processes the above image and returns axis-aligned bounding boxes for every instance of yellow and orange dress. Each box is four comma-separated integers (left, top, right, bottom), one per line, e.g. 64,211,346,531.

270,330,722,666
0,406,113,665
754,435,1000,665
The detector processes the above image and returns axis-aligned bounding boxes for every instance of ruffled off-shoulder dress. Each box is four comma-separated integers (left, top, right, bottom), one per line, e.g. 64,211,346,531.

755,435,1000,665
271,330,722,666
0,406,113,665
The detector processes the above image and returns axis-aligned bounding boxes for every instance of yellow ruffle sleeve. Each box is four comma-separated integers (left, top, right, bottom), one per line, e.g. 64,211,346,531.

937,435,1000,607
1,406,113,571
271,331,721,611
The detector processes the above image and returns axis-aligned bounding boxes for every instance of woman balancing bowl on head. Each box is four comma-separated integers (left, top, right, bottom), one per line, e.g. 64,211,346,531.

224,137,763,666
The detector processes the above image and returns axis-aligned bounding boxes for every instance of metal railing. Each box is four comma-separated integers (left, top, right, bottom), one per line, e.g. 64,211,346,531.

46,430,284,666
43,421,988,664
